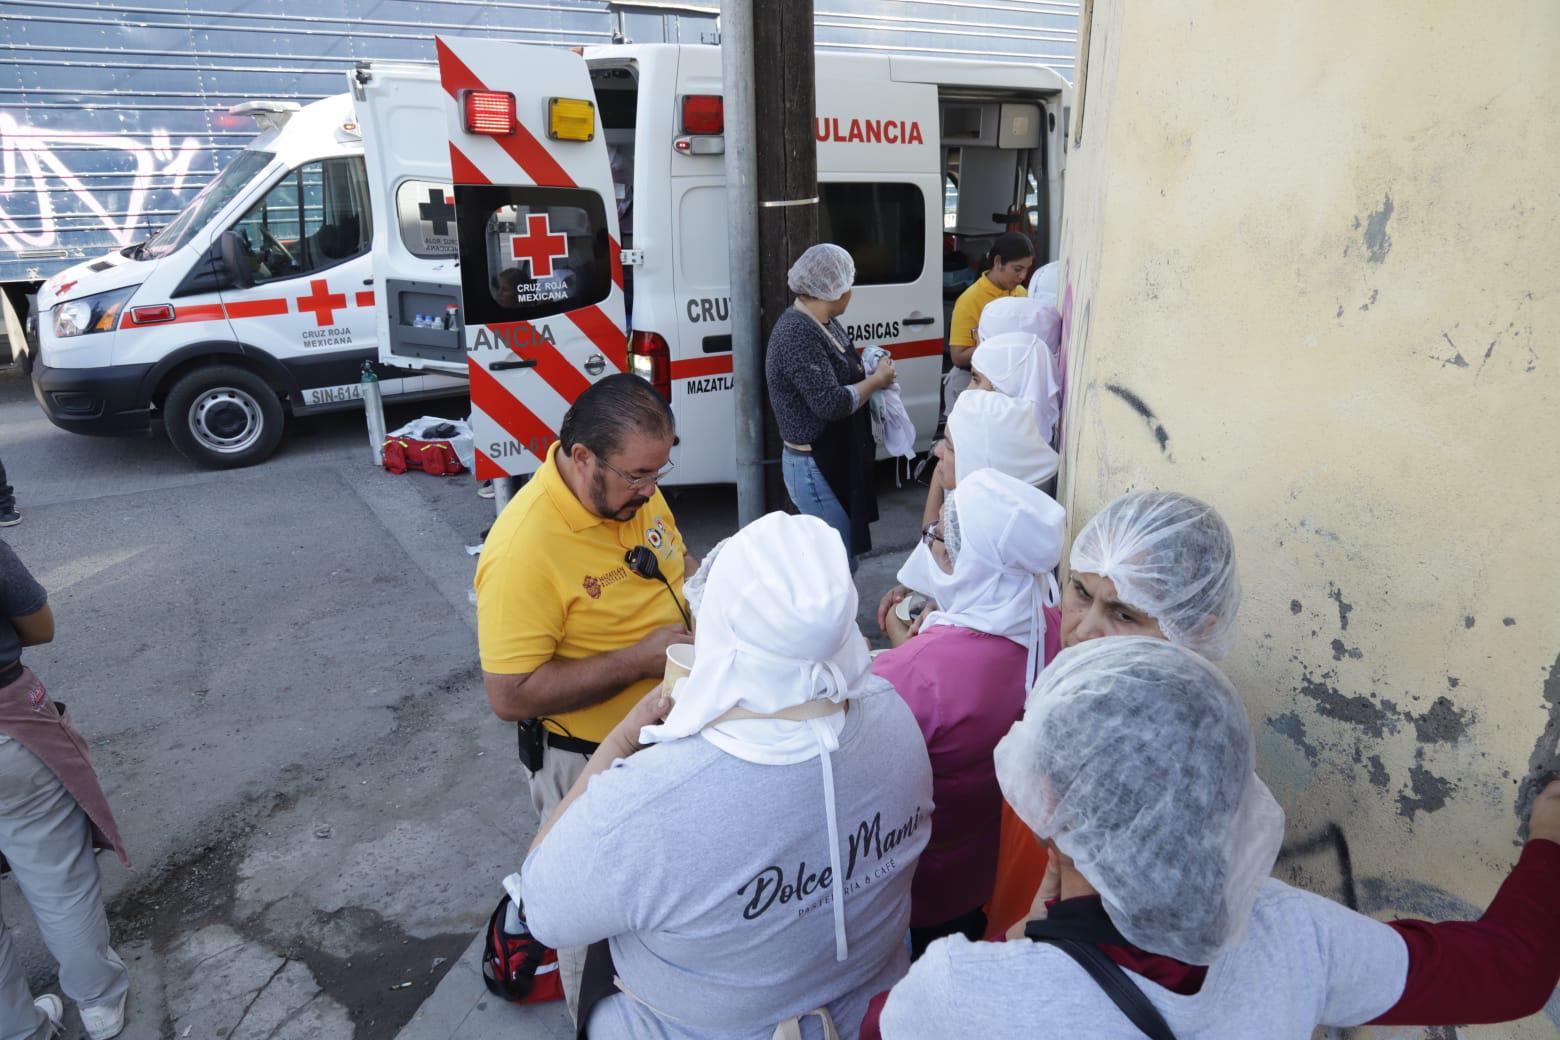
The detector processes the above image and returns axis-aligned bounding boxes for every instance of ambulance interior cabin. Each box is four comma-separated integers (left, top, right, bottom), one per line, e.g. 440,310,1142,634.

938,97,1050,320
591,62,638,311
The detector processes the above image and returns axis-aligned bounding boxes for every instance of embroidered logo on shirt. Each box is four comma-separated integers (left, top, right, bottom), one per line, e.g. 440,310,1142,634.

648,517,674,559
582,566,630,600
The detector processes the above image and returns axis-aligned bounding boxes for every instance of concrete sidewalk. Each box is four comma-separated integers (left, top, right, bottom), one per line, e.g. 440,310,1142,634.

392,480,923,1039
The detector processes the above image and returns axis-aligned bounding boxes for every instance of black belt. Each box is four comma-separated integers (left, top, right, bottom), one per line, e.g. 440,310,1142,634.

546,730,599,756
0,661,22,688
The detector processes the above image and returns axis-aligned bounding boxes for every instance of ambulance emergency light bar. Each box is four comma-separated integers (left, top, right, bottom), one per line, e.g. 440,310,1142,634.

460,90,596,142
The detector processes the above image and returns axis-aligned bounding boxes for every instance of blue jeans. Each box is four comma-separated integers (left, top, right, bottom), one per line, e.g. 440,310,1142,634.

782,447,856,573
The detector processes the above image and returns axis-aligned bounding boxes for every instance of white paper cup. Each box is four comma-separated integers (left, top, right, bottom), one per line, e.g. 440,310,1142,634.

663,643,696,698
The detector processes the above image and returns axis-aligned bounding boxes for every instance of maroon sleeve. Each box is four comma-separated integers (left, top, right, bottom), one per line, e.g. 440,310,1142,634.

859,988,889,1040
1371,839,1560,1025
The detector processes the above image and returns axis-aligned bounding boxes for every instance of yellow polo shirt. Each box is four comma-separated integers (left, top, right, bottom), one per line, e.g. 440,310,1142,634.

475,442,687,743
949,274,1028,349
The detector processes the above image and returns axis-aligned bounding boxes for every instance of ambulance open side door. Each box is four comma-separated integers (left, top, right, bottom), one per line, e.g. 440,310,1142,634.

354,60,467,377
435,36,627,482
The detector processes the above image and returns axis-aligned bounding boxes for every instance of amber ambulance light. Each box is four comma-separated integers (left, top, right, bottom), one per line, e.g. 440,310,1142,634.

681,95,723,135
461,90,516,135
547,97,595,142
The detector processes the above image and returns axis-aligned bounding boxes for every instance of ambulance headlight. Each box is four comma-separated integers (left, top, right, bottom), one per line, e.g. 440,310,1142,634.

53,286,137,338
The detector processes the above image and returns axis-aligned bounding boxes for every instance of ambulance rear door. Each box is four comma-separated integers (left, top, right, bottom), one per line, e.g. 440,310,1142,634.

815,77,943,451
354,60,468,380
435,36,627,481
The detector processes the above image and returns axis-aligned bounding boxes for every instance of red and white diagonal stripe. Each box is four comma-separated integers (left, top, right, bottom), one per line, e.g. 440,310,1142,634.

436,37,628,480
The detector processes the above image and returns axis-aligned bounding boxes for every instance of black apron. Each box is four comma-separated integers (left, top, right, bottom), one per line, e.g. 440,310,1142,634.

810,319,878,557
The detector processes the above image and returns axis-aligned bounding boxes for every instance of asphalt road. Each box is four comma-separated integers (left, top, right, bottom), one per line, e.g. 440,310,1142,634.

0,364,925,1038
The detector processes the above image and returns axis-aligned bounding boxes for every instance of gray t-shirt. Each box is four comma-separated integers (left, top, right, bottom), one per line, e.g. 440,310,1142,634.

880,879,1409,1039
522,679,934,1039
0,539,46,667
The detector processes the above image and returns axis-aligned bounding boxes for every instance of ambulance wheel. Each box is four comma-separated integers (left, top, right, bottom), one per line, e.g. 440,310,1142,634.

163,364,284,469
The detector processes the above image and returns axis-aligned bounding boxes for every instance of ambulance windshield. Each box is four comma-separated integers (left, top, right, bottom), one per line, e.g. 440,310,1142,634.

142,150,276,260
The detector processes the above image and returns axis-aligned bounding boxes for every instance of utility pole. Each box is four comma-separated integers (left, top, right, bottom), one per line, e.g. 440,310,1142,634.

723,0,817,521
720,0,764,526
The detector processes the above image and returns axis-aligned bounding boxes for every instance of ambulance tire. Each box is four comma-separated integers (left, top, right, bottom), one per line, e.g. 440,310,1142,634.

163,364,285,469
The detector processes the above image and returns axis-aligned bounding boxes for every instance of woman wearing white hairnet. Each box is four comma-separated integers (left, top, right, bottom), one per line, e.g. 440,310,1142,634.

882,637,1560,1038
879,392,1060,645
970,331,1062,445
985,490,1243,939
521,512,933,1039
765,244,897,572
869,471,1064,957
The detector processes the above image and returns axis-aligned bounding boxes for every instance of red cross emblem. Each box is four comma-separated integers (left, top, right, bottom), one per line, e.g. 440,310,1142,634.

509,213,569,278
295,279,347,326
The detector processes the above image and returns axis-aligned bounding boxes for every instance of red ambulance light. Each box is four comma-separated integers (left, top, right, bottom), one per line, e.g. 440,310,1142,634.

629,330,672,401
461,90,516,136
128,304,174,326
680,95,724,136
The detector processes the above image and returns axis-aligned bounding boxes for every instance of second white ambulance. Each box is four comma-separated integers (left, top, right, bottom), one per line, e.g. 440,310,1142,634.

31,38,1068,475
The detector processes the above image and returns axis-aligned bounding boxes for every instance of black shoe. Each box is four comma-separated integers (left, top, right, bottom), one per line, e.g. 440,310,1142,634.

0,510,20,527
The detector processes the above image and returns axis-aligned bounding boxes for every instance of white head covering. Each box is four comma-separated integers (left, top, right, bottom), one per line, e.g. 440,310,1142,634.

640,511,872,961
1069,491,1242,660
1031,259,1060,301
971,331,1062,442
995,637,1284,965
787,244,856,301
978,295,1062,353
683,535,730,618
897,469,1064,688
946,389,1058,488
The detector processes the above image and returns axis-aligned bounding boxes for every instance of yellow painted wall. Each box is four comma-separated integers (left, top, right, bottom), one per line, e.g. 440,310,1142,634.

1055,3,1560,1034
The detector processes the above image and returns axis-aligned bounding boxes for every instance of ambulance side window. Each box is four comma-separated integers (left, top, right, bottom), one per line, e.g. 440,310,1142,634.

819,182,925,286
454,185,612,326
395,180,459,259
228,157,372,284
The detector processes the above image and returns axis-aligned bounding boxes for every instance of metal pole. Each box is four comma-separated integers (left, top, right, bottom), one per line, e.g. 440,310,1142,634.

721,0,765,527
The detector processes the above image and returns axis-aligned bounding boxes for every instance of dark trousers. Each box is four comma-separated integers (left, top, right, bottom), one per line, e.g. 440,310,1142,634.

0,456,12,512
909,906,988,961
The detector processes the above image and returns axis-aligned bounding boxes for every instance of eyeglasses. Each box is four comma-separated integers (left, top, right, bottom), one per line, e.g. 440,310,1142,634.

921,521,943,546
597,455,675,490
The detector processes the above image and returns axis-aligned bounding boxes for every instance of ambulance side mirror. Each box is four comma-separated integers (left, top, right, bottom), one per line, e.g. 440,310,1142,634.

218,231,255,291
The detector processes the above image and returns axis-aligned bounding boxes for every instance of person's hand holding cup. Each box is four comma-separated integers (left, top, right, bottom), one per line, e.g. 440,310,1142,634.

663,642,695,701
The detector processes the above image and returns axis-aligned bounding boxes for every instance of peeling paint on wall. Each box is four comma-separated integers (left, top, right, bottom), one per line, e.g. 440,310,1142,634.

1055,3,1559,1035
1362,193,1395,264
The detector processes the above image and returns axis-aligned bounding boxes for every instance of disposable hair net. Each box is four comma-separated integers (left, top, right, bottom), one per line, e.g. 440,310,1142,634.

1069,490,1241,660
994,637,1284,965
939,494,961,564
787,244,856,302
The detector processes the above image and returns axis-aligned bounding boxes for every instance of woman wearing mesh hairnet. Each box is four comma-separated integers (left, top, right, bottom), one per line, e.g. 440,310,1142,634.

983,490,1242,940
880,637,1560,1037
765,244,898,572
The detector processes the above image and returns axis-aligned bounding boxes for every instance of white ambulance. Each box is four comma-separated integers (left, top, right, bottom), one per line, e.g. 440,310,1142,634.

30,38,1067,475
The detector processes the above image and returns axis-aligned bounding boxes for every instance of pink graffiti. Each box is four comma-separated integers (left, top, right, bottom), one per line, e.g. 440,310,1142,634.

0,112,203,252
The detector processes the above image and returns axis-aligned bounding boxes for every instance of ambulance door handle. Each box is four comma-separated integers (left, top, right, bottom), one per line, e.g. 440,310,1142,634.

490,359,538,372
902,316,936,327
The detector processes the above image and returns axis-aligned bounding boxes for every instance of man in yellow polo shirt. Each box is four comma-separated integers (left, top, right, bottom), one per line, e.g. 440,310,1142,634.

475,374,693,1017
945,231,1035,414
